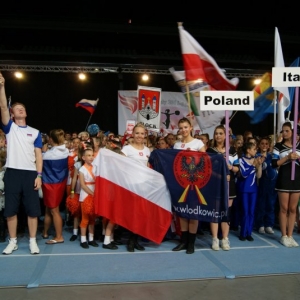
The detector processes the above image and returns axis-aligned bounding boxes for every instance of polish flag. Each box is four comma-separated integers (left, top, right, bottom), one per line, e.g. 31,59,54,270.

94,149,172,244
178,23,238,91
42,145,69,208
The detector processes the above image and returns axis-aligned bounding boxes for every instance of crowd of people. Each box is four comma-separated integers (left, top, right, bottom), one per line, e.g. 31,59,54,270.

0,71,300,256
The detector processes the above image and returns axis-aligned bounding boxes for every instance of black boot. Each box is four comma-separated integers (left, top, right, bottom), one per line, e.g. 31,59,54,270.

127,232,135,252
172,231,188,251
186,233,196,254
134,234,145,251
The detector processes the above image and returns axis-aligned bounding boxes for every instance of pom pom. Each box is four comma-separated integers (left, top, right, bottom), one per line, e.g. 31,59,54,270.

82,194,95,216
66,194,80,216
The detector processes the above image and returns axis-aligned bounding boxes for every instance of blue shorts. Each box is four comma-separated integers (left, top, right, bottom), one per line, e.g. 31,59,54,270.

4,168,41,218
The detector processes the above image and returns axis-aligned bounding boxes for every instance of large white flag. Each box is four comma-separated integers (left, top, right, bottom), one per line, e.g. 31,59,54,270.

274,27,290,133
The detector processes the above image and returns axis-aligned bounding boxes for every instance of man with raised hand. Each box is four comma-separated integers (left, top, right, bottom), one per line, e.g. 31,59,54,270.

0,72,43,255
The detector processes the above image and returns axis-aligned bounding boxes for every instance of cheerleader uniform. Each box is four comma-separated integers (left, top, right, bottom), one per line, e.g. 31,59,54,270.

272,142,300,192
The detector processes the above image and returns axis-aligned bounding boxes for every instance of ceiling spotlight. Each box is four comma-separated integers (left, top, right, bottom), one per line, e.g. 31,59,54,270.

142,74,149,81
78,73,86,80
14,72,23,79
254,78,262,85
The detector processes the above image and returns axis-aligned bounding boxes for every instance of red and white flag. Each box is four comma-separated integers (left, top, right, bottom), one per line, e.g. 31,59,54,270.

274,27,290,133
178,23,238,91
93,149,172,244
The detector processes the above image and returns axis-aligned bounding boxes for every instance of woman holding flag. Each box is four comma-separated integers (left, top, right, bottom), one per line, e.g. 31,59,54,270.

272,121,300,247
172,117,206,254
121,122,151,252
41,129,69,244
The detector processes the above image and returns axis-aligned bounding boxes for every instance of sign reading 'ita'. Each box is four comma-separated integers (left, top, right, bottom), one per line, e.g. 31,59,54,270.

272,67,300,87
199,91,254,111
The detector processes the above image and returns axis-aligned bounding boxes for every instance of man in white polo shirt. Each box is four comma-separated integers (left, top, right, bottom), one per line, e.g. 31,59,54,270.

0,72,43,255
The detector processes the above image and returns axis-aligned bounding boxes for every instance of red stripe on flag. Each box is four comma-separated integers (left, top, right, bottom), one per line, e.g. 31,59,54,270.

42,179,67,208
75,103,95,114
94,176,172,244
182,54,236,90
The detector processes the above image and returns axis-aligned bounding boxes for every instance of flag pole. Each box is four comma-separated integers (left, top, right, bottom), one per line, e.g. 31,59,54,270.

178,22,193,126
273,90,277,145
291,86,299,180
85,114,93,131
229,110,238,122
84,98,99,130
225,110,229,159
186,84,192,123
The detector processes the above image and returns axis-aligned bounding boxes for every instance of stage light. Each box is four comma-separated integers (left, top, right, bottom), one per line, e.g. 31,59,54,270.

142,74,149,81
78,73,86,80
14,72,23,79
253,78,261,85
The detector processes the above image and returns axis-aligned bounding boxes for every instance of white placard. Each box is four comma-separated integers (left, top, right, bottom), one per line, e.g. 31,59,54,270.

272,67,300,87
126,120,136,134
199,91,254,111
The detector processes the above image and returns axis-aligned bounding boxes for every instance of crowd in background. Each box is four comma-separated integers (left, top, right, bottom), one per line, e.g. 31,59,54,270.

1,119,300,253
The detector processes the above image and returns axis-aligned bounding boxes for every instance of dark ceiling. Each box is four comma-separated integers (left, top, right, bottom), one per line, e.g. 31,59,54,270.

1,4,300,77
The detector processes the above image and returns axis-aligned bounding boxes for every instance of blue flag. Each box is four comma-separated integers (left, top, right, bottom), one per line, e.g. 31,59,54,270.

149,149,228,223
246,57,300,124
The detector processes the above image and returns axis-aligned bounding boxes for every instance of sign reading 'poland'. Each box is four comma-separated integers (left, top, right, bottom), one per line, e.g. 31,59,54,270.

272,67,300,87
199,91,254,111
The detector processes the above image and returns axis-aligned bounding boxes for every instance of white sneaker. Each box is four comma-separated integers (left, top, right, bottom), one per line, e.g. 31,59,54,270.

258,227,265,234
212,238,220,251
265,227,274,234
2,239,18,255
29,240,40,254
288,236,299,247
221,238,230,251
280,236,293,247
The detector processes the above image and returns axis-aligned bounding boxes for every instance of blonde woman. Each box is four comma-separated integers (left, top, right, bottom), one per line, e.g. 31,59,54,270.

121,123,151,251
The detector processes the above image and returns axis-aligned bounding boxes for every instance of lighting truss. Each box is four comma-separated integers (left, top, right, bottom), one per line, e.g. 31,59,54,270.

0,63,266,78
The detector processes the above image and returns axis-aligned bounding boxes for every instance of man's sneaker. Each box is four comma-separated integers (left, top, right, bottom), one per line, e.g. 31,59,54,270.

29,240,40,254
2,239,18,255
265,227,274,234
258,227,265,234
280,236,293,247
211,238,220,251
221,238,230,251
288,236,299,247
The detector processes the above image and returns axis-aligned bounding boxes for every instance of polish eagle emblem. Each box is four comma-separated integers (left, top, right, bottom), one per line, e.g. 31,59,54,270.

180,155,205,183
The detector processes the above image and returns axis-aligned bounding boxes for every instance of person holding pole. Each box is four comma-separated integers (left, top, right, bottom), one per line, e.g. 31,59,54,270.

272,121,300,247
206,125,239,251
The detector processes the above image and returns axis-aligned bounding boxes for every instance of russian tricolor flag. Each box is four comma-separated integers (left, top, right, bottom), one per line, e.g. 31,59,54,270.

94,149,172,244
75,99,98,115
42,145,69,208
